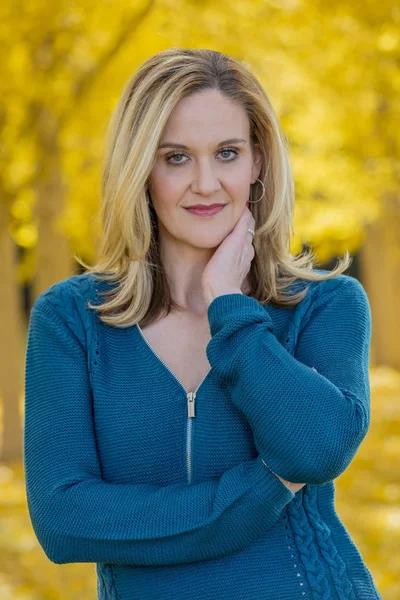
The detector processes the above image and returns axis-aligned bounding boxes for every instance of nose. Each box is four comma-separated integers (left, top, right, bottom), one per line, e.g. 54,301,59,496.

191,160,221,196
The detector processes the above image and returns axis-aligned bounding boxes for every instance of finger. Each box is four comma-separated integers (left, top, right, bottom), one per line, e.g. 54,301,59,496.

242,213,256,235
244,204,255,225
240,205,255,225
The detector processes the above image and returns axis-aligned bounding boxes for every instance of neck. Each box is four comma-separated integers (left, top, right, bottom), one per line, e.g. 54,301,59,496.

158,236,251,315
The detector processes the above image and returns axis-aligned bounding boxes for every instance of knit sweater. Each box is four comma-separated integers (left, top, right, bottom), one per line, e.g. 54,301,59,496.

23,269,383,600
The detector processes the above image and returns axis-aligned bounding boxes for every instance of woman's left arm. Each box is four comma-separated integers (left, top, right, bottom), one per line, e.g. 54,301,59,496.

205,276,372,486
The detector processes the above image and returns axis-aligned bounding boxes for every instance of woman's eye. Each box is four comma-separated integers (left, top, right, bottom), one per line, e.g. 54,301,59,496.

166,147,239,166
219,148,238,160
167,153,187,165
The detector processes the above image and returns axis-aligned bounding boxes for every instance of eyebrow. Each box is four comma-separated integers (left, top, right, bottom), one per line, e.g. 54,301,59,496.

158,138,248,150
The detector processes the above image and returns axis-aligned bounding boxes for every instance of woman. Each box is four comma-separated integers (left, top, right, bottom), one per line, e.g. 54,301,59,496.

24,48,382,599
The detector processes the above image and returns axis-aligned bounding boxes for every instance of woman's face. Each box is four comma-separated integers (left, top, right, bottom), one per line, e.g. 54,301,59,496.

147,89,262,250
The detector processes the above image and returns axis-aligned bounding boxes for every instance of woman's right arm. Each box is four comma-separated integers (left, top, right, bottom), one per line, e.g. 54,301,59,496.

24,294,295,567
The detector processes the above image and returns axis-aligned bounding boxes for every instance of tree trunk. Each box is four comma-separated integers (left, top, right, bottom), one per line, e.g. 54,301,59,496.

0,199,24,462
33,104,74,301
359,194,400,369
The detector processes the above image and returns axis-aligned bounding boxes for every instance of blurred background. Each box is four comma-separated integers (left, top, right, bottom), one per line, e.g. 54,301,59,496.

0,0,399,598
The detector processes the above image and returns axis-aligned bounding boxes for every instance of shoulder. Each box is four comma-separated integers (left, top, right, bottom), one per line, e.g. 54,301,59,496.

299,270,371,339
30,273,97,348
288,269,371,334
310,270,370,309
32,273,95,314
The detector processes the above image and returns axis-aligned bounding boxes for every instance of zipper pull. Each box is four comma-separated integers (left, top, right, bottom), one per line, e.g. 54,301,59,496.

187,391,196,418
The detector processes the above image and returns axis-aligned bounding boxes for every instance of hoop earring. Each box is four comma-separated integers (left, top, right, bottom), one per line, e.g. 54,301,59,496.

248,178,265,203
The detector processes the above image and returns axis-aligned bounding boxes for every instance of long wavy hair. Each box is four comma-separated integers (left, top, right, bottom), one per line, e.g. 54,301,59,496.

75,47,351,328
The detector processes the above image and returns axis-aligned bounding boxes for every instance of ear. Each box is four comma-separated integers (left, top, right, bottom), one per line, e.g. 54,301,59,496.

251,143,263,183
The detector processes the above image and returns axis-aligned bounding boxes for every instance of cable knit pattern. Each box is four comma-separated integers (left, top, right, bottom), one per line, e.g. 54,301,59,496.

96,564,122,600
303,486,357,599
23,270,383,600
285,495,332,599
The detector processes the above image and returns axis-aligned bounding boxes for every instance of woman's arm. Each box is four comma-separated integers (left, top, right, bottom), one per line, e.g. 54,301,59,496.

24,294,295,567
205,276,371,486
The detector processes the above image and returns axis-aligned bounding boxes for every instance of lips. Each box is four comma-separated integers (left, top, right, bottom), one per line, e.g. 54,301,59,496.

184,204,226,217
187,204,226,209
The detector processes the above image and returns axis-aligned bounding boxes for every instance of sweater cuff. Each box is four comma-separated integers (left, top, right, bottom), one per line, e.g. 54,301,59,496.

251,455,296,503
207,293,274,336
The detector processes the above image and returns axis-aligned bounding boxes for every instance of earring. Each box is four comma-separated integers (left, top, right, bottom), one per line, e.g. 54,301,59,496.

248,178,265,203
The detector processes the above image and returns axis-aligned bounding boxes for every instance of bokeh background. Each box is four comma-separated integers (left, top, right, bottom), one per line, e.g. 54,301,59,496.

1,0,399,598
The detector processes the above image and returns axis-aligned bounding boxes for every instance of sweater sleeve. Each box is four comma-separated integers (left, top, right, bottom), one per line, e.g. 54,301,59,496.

205,276,372,486
23,294,295,567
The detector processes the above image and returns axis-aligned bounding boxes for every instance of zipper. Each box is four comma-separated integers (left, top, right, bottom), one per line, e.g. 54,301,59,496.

136,324,211,484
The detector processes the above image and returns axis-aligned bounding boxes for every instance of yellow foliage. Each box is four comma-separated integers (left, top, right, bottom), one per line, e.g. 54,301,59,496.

1,0,398,274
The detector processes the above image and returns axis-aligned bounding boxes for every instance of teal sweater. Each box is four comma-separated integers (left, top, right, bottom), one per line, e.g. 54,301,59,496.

24,270,382,600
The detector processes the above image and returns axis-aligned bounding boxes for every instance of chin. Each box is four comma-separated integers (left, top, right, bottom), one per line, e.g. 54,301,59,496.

180,234,223,250
192,241,223,250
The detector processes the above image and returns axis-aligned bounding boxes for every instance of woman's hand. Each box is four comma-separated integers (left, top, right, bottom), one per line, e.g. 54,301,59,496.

274,475,306,494
201,202,256,308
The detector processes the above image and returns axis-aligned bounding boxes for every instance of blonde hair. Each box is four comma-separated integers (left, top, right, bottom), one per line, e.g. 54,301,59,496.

75,47,351,328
